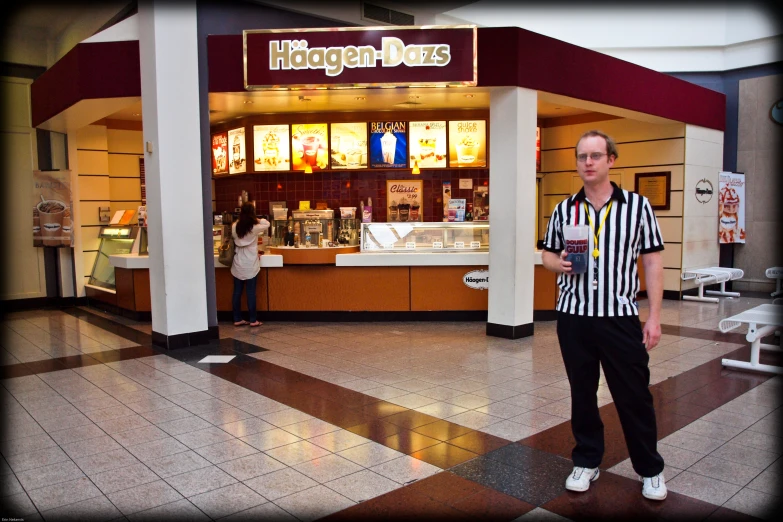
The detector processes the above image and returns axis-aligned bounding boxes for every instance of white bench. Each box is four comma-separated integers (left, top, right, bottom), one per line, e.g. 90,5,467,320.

766,267,783,297
681,267,744,303
719,303,783,375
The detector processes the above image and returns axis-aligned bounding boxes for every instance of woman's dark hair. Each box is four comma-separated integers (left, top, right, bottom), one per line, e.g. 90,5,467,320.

235,203,258,238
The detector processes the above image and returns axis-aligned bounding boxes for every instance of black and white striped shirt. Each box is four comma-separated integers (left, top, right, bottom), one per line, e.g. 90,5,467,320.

543,182,664,317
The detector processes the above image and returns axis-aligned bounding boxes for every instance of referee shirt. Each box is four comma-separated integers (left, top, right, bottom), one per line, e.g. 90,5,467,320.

543,182,664,317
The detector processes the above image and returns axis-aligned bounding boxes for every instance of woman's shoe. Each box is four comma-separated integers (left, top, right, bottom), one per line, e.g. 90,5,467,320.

249,321,262,327
233,320,248,326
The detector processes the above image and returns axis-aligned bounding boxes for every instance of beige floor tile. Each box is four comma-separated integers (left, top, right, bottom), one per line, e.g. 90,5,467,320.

274,484,355,522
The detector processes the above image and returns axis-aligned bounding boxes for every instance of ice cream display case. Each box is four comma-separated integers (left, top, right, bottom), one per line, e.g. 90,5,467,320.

86,225,139,292
360,222,489,253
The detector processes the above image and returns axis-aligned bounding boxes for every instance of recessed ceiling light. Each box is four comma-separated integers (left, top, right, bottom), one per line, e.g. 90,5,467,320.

464,94,474,98
132,113,140,116
355,97,366,101
409,95,420,99
243,100,254,104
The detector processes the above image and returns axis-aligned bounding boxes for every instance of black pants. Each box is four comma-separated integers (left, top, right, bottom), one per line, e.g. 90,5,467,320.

556,312,664,477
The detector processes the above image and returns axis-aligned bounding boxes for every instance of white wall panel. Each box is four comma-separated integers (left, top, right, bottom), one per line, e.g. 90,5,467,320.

683,215,718,243
658,217,683,243
661,243,682,269
684,138,723,168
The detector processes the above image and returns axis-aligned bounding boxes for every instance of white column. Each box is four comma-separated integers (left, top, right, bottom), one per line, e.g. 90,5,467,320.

487,87,538,338
139,1,209,347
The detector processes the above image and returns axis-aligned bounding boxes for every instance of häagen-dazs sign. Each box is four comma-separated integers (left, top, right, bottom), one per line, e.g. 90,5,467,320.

244,26,476,90
463,270,489,290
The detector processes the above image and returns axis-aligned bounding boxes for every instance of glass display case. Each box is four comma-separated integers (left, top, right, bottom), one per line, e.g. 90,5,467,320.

361,222,489,252
87,225,139,291
271,210,360,247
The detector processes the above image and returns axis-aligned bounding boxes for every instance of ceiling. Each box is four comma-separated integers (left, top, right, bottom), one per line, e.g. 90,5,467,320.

104,87,593,125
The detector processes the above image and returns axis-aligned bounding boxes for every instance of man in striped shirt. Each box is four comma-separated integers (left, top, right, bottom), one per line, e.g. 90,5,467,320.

542,130,667,501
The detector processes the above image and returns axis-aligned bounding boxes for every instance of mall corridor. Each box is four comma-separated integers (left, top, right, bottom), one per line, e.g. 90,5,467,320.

1,296,780,521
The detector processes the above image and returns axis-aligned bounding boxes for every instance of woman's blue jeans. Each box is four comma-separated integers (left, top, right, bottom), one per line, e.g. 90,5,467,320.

232,274,257,323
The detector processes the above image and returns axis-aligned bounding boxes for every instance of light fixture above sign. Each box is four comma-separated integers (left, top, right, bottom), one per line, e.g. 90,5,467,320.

243,25,476,91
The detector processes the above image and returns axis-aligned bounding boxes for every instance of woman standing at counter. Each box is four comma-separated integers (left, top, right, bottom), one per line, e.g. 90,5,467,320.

231,203,270,326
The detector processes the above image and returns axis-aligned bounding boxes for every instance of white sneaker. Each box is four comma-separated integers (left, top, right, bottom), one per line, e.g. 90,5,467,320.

642,472,667,500
565,466,600,492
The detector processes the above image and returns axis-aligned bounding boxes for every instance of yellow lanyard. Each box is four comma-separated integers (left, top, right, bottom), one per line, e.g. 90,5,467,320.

584,200,612,259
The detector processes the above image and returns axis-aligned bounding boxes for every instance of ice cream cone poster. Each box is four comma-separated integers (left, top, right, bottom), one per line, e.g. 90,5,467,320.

227,127,247,174
718,172,746,244
211,132,229,175
387,180,422,222
291,123,328,172
448,120,487,167
330,122,368,169
370,121,407,169
33,170,73,248
409,121,446,168
253,125,290,171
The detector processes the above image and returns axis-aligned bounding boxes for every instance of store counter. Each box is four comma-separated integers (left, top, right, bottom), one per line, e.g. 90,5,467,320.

97,247,555,320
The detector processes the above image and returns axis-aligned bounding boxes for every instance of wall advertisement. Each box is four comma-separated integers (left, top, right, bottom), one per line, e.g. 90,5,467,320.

386,179,422,222
370,121,407,169
253,125,290,171
33,170,73,248
227,127,247,174
718,171,746,244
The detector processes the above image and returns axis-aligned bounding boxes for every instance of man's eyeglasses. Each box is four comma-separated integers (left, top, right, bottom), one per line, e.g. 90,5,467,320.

576,152,608,162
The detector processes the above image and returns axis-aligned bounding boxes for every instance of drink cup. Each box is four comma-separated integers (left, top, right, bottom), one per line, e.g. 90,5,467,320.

447,208,457,222
398,203,410,222
457,135,478,164
381,132,397,164
33,207,42,246
389,204,399,221
38,199,66,246
346,148,361,168
563,225,589,274
410,203,420,221
301,135,319,166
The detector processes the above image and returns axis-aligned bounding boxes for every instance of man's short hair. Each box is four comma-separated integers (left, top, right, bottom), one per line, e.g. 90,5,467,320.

575,130,619,160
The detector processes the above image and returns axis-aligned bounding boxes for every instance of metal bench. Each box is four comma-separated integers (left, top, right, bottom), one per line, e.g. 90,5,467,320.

766,267,783,297
681,267,744,303
719,303,782,375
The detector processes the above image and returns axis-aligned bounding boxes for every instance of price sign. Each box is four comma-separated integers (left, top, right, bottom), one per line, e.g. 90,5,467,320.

470,241,481,249
383,243,395,250
405,242,416,249
432,241,443,249
455,241,465,249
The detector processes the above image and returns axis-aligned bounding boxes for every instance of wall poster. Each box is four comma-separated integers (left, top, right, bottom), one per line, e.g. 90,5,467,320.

211,132,228,175
330,122,368,169
370,121,407,168
386,180,423,222
409,121,447,168
719,171,746,244
291,123,328,171
33,170,73,247
253,125,290,171
448,120,487,167
227,127,247,174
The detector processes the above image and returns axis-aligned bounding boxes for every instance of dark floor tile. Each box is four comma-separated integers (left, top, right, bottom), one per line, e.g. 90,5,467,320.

451,489,536,520
450,456,563,506
383,410,441,430
486,443,572,474
657,399,713,422
676,379,755,410
316,407,371,430
360,401,409,419
448,431,511,456
412,420,474,442
519,423,574,460
346,420,404,442
410,443,479,469
402,471,485,505
383,430,441,454
319,484,471,521
704,506,769,522
542,470,719,521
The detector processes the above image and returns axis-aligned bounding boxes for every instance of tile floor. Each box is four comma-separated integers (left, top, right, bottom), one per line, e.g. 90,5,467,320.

0,295,780,520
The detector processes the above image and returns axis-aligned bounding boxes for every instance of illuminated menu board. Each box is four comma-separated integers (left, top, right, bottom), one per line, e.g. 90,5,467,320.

369,121,407,169
448,120,487,168
253,125,290,171
291,123,328,172
329,122,368,169
211,132,228,175
409,121,446,168
227,127,247,174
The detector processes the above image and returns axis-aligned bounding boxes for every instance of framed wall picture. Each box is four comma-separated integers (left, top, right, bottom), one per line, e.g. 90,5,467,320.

386,179,423,222
291,123,328,171
211,132,229,175
448,120,487,167
635,171,671,210
227,127,247,174
330,122,368,169
409,121,446,168
370,121,407,168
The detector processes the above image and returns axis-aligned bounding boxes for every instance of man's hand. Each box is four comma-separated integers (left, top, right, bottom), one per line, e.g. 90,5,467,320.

542,250,572,274
642,317,661,351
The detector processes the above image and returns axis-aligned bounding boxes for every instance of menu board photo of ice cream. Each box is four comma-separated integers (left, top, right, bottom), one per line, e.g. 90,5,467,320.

448,120,487,167
253,125,290,171
33,170,73,248
291,123,328,172
227,127,247,174
211,132,228,175
409,121,446,169
330,122,368,169
370,121,407,169
386,179,423,223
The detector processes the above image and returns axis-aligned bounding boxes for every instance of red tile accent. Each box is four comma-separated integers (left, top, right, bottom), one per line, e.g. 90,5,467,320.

447,431,511,456
403,472,485,505
383,430,442,454
383,410,442,430
451,489,536,520
410,442,480,468
412,419,474,442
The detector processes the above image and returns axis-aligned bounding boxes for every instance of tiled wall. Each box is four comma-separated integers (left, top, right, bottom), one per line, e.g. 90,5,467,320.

539,118,689,293
76,125,142,285
214,169,489,223
734,74,783,293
